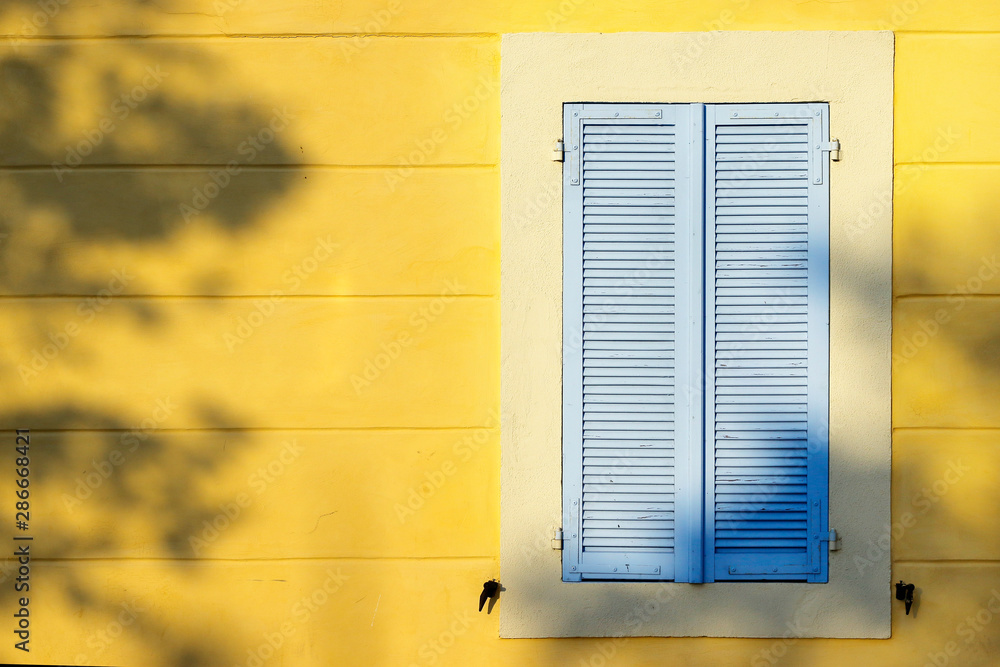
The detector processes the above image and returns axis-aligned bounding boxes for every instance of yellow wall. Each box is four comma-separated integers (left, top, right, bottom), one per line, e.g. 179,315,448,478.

0,1,997,665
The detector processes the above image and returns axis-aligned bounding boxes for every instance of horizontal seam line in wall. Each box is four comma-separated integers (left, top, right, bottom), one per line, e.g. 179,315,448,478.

0,32,501,42
6,30,1000,41
0,294,497,299
15,426,500,434
0,163,498,172
892,426,1000,432
896,30,1000,35
893,294,1000,300
29,556,497,562
895,162,1000,167
894,560,1000,565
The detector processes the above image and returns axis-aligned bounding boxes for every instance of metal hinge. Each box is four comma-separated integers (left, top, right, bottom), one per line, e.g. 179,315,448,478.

821,139,841,162
552,139,565,162
551,528,563,550
819,529,841,551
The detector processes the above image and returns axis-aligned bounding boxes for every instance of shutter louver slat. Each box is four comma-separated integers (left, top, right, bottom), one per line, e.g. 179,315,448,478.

582,121,677,567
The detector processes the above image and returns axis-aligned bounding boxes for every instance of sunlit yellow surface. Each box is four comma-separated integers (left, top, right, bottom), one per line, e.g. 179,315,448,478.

896,34,1000,164
894,165,1000,296
895,298,1000,428
0,168,498,295
0,0,998,663
893,430,1000,561
4,0,1000,35
0,38,499,167
0,429,498,560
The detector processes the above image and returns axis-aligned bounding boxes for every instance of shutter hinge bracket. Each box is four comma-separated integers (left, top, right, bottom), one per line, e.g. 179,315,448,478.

552,140,565,162
819,529,841,551
551,528,564,550
821,139,841,162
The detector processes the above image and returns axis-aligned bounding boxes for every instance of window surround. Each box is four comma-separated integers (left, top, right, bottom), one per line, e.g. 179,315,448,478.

500,31,893,638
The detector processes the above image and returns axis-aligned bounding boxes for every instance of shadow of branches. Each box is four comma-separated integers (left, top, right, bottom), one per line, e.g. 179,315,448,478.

0,12,302,666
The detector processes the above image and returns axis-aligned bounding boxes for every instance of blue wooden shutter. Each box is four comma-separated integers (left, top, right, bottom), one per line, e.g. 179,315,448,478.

562,103,830,584
703,104,830,582
562,104,702,582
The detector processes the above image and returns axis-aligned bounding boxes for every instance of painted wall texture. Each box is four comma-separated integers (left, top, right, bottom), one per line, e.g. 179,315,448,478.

0,1,997,666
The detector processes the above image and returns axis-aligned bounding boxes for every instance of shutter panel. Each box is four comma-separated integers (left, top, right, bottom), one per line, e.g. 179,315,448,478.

563,104,700,581
704,104,830,582
563,103,830,584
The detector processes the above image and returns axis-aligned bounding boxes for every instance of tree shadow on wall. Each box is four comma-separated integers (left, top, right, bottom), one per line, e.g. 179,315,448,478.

0,14,304,667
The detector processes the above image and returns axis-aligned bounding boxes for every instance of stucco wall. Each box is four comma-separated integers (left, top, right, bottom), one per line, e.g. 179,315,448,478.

0,1,998,665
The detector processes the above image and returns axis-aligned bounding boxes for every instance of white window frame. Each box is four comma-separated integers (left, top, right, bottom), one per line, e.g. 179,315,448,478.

500,31,893,638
